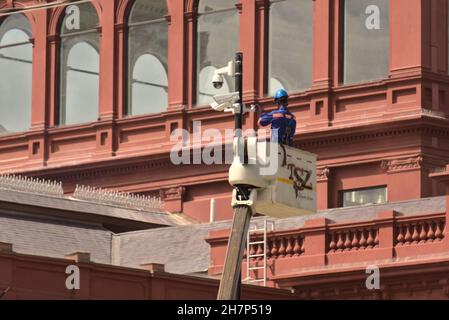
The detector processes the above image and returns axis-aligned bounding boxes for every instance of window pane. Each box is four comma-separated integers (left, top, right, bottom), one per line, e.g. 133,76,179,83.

340,186,387,208
60,3,99,126
0,15,32,134
197,5,239,105
344,0,389,84
128,0,168,116
269,0,312,96
130,0,167,23
60,38,99,125
130,54,168,115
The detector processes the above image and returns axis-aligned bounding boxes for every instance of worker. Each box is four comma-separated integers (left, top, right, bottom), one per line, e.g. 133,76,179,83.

258,89,296,146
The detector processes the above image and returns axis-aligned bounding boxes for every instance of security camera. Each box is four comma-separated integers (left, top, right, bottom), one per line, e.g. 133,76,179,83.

211,61,235,91
210,92,240,112
212,73,224,90
210,100,227,112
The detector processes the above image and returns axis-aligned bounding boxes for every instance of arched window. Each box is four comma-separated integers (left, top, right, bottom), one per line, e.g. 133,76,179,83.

60,3,99,126
268,0,312,96
127,0,168,116
0,14,32,134
343,0,389,84
197,0,239,106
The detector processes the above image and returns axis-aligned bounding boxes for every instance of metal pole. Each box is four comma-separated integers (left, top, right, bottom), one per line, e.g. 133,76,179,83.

217,205,252,300
234,52,243,134
217,52,250,300
235,52,243,300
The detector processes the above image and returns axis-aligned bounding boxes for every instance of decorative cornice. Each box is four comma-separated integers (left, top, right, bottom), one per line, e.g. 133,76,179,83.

381,156,423,173
43,157,173,182
160,186,186,201
294,274,449,300
296,125,449,150
317,167,330,182
381,155,448,174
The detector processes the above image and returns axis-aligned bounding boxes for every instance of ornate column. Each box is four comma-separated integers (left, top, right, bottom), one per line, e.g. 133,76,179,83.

98,0,117,121
30,9,49,131
167,0,187,109
239,0,258,101
95,0,117,158
185,3,197,108
28,8,49,165
115,22,127,119
312,0,332,90
255,0,269,97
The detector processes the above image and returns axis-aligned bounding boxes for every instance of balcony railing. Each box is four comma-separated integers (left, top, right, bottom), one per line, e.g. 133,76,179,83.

207,207,449,286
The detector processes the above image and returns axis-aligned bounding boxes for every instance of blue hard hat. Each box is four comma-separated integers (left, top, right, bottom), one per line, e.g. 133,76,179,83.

274,89,289,101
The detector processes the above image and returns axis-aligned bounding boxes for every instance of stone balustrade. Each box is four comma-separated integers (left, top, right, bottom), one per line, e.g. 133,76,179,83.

328,226,379,252
206,205,449,286
395,217,445,246
244,233,305,261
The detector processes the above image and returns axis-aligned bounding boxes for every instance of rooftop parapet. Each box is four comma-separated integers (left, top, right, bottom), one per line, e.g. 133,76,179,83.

73,184,164,213
0,174,64,197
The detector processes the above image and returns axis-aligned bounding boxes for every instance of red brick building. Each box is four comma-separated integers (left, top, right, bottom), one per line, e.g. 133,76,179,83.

1,0,449,299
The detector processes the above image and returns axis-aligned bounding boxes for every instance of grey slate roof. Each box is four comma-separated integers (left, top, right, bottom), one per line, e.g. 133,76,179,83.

115,221,231,274
0,183,446,274
0,211,112,264
115,196,447,274
0,188,180,227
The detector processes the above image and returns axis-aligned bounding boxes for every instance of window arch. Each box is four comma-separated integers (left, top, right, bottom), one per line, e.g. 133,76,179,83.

60,3,99,126
197,0,239,106
127,0,168,116
0,14,33,134
268,0,312,96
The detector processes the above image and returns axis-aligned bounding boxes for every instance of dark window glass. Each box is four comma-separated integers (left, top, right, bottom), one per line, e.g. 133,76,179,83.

60,3,99,126
343,0,389,84
197,0,239,106
0,14,32,134
268,0,312,96
339,186,387,208
127,0,168,116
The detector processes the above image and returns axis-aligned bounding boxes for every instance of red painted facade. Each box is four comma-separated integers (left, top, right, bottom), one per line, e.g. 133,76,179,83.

207,198,449,299
1,0,449,222
0,247,294,300
2,0,449,300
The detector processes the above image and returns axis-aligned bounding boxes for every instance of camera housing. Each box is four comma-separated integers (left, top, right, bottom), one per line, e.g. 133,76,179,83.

212,74,224,90
210,92,240,112
211,61,235,91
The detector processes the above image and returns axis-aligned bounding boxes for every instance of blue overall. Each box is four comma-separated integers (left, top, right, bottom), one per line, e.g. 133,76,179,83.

258,107,296,146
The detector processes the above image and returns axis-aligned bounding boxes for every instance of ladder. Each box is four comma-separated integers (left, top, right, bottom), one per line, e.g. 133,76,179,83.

245,219,275,287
